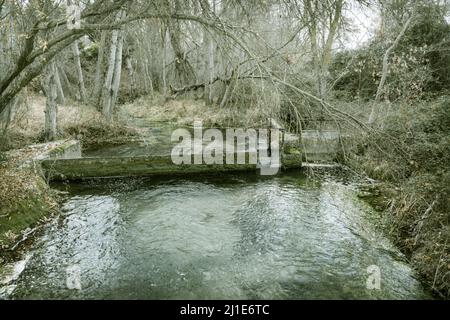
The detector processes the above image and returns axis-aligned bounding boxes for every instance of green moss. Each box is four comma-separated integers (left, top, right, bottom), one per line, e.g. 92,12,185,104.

284,146,302,155
357,184,398,212
0,195,53,250
41,154,303,180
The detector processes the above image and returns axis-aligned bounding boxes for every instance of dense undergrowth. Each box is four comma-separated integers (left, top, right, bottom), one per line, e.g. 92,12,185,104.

345,98,450,298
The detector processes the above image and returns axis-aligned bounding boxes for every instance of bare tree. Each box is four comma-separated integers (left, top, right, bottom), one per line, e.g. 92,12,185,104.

368,11,415,124
93,31,107,106
72,39,87,102
102,11,123,122
125,46,136,96
303,0,345,99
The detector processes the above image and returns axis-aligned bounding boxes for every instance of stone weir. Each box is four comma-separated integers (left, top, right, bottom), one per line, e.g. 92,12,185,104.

39,134,303,181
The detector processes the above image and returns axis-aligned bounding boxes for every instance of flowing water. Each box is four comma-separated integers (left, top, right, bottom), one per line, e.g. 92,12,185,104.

1,172,429,300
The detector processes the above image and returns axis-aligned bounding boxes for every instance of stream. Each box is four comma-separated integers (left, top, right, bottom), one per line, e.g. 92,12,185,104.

0,172,429,300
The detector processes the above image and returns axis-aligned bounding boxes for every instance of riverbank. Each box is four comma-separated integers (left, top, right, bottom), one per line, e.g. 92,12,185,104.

345,98,450,299
0,140,82,263
0,158,58,263
359,180,449,299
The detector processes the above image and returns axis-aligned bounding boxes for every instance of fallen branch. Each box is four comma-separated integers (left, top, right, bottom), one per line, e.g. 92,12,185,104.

169,74,267,99
169,77,221,98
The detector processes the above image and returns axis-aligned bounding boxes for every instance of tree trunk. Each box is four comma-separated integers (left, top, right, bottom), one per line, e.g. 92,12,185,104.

53,61,65,105
102,29,119,121
92,31,107,107
204,29,214,105
305,0,322,98
220,68,238,108
44,67,58,141
199,0,215,104
111,32,124,114
58,65,76,99
166,0,195,87
8,10,15,54
102,11,124,121
143,58,154,94
162,28,168,98
305,0,343,99
125,48,136,96
72,40,87,103
1,97,18,135
0,5,3,54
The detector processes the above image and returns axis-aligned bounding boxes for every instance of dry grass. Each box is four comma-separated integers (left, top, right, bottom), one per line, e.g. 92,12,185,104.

1,93,138,152
120,93,276,128
0,165,54,216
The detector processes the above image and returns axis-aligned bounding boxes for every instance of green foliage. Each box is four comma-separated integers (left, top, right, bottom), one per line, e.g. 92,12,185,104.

360,98,450,180
402,4,450,92
332,42,432,102
331,3,450,101
331,46,382,100
81,43,99,61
